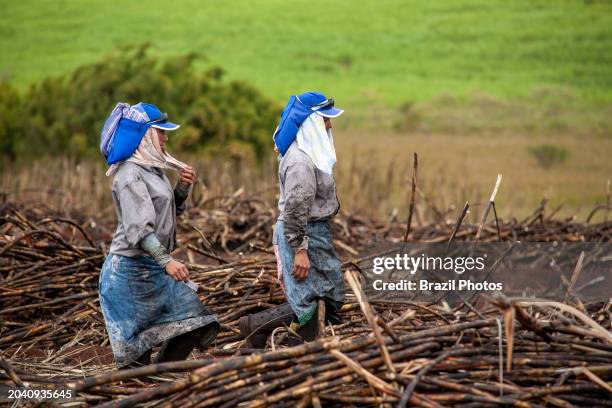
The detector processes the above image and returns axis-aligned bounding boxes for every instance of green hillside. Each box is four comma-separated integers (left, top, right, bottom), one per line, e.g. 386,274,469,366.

1,0,611,132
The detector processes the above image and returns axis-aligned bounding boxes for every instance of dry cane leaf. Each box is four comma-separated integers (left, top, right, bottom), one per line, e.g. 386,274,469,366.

504,306,515,372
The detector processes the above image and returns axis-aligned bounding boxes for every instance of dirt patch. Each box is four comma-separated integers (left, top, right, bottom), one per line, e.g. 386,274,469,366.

60,345,114,366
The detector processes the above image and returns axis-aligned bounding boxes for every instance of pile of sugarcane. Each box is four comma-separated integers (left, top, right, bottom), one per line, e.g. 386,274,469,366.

1,197,611,407
177,192,611,259
176,192,379,257
3,284,611,407
71,301,609,408
0,203,105,357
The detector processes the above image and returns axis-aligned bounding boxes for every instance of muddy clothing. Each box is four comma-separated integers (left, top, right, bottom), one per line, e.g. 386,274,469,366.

99,254,218,368
109,162,189,258
101,161,218,368
277,142,340,250
273,220,344,325
274,142,344,326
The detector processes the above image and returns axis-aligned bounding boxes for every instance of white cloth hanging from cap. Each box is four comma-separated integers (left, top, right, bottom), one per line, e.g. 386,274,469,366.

295,113,337,175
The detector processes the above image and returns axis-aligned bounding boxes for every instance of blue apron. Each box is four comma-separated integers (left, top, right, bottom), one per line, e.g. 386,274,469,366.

99,253,218,367
273,220,345,325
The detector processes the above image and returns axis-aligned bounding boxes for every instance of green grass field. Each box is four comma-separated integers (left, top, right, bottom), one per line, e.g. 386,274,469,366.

1,0,610,218
1,0,611,133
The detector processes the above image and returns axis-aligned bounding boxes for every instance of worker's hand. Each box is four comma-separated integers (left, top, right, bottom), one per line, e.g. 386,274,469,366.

165,260,189,281
178,166,197,188
292,249,310,281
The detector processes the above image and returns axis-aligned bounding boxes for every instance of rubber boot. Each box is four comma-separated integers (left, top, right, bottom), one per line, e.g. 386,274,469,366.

194,306,221,351
285,300,322,346
125,348,152,368
239,303,295,348
287,298,341,346
324,298,343,325
296,314,319,341
155,321,220,363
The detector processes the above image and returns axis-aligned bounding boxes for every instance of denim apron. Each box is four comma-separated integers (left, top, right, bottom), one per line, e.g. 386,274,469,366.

99,253,218,367
273,220,345,325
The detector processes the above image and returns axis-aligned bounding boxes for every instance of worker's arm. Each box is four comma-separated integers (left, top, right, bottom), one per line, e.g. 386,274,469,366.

174,166,196,215
174,183,190,215
282,160,316,281
116,171,189,281
283,160,316,249
140,233,189,281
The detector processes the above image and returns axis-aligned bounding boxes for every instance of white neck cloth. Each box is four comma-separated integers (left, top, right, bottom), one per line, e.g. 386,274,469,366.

296,113,337,174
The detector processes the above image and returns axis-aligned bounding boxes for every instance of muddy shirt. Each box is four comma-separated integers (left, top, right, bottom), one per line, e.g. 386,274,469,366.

109,162,187,257
277,142,340,249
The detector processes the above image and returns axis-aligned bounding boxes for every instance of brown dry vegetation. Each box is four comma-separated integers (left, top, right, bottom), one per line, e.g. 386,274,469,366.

0,192,610,406
1,131,610,225
334,131,612,222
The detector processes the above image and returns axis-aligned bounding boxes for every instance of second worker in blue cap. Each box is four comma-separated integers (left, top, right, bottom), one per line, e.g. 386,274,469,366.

240,92,345,347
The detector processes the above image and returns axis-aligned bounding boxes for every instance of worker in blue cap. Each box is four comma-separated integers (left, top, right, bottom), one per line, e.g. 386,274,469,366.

98,102,219,368
240,92,345,347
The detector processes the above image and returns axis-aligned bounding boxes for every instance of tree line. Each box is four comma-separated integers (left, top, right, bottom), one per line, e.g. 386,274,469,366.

0,45,280,166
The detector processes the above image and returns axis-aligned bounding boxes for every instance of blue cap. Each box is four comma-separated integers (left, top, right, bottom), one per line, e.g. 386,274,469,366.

135,103,181,131
273,92,343,155
100,102,180,165
297,93,344,118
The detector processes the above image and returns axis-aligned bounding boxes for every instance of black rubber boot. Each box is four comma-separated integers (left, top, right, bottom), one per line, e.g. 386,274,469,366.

156,321,220,363
194,306,221,351
324,298,343,325
196,320,220,350
296,314,319,342
125,349,152,368
286,314,319,346
239,303,295,348
287,298,340,346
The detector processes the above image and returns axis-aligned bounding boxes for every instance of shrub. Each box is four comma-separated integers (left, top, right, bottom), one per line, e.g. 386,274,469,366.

0,82,22,161
527,144,569,169
393,101,422,132
0,44,280,165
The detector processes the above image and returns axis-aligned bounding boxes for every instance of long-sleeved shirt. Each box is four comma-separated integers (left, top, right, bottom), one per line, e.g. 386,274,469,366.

109,162,189,257
277,142,340,249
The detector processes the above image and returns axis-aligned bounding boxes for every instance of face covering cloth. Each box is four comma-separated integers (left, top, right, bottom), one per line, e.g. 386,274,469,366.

295,113,337,175
106,128,188,176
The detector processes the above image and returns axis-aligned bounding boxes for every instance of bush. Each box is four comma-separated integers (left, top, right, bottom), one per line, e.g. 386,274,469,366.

393,101,422,133
0,82,22,161
0,45,280,165
527,144,569,169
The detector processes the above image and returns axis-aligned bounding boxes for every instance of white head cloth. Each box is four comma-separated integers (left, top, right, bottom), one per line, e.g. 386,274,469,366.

295,113,337,174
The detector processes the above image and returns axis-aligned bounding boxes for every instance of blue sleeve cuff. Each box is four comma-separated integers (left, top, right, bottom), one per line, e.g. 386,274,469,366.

140,233,172,267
